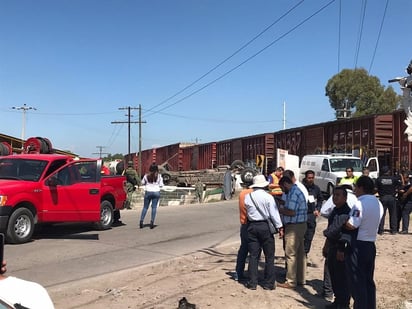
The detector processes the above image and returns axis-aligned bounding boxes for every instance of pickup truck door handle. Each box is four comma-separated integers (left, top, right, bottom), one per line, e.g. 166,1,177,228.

89,188,99,195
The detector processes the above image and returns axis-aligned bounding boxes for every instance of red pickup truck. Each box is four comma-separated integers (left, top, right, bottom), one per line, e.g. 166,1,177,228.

0,154,127,244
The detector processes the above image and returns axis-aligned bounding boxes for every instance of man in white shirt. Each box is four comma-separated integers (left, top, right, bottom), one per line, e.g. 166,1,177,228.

345,176,384,309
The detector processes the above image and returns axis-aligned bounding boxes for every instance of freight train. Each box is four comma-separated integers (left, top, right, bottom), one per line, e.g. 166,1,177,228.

130,109,411,179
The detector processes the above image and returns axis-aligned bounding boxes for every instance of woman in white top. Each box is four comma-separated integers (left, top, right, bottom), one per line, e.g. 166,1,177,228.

140,164,164,229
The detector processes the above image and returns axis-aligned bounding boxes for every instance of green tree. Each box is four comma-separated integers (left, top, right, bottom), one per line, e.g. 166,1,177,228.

325,68,401,118
104,153,124,161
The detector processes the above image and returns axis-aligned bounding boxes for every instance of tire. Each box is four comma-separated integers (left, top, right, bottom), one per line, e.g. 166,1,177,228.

162,173,171,185
241,168,257,184
230,160,245,170
223,170,233,200
95,200,114,230
327,183,334,198
6,208,35,244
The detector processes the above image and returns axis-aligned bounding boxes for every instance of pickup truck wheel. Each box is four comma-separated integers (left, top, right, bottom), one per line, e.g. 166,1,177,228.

96,200,114,230
6,208,34,244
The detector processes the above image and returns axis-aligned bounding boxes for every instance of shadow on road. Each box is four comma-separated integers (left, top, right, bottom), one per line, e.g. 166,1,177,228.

32,223,100,240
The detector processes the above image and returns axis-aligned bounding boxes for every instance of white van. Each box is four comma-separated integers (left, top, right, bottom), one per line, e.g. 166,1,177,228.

299,154,378,196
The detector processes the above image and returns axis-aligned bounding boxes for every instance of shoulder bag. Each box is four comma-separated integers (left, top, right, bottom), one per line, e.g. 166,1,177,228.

249,193,278,234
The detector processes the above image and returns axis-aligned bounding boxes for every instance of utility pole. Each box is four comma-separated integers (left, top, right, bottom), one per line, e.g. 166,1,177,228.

112,106,146,176
92,146,109,158
138,104,144,178
12,104,37,142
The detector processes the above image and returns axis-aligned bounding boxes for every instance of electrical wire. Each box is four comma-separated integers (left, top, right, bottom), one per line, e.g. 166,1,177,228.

337,0,341,73
145,0,306,116
368,0,389,73
354,0,367,68
146,0,337,116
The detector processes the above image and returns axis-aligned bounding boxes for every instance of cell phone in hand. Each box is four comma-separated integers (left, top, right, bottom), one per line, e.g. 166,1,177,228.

0,233,4,274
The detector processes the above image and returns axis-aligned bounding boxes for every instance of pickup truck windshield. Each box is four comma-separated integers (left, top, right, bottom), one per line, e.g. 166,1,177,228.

329,158,364,173
0,158,48,181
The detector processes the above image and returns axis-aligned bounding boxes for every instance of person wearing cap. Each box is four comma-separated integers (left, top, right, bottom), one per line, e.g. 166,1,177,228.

140,164,164,229
244,175,284,290
376,166,401,235
124,161,141,210
277,176,308,289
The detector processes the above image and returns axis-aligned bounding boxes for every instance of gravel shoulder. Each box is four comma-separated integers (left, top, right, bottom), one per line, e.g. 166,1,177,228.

49,217,412,309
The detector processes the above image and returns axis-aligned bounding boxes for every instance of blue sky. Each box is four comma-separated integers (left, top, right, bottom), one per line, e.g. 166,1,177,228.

0,0,410,157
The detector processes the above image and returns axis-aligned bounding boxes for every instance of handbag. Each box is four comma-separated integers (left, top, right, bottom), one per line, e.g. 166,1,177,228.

249,193,278,234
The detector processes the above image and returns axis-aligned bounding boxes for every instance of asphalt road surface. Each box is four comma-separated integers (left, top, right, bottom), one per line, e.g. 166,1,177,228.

3,200,240,290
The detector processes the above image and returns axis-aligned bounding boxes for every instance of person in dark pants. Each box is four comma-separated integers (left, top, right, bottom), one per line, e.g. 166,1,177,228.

399,175,412,234
345,176,383,309
376,166,400,234
244,175,284,290
322,258,334,302
323,186,354,309
302,170,323,259
234,182,253,281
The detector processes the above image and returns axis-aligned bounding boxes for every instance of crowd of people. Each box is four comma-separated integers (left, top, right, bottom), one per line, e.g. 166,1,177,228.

233,163,411,309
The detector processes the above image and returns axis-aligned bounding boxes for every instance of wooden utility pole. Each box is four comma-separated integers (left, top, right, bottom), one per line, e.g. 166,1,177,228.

112,106,146,176
92,146,109,158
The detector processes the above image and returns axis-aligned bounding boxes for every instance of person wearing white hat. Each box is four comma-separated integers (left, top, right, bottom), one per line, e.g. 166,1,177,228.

243,174,284,290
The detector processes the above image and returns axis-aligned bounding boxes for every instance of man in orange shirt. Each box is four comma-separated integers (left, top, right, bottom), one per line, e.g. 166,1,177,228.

268,167,284,199
234,180,253,282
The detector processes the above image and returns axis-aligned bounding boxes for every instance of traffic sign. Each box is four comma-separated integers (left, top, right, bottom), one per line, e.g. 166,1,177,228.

256,155,265,168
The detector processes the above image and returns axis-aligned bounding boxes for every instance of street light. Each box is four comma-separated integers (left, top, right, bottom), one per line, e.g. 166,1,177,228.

12,104,37,142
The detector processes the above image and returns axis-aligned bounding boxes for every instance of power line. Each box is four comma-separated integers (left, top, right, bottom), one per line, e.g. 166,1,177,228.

147,0,337,116
145,0,306,117
354,0,367,69
368,0,389,73
337,0,342,73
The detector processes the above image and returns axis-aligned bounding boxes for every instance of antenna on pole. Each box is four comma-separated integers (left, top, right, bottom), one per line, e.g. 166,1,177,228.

283,101,286,130
12,104,37,142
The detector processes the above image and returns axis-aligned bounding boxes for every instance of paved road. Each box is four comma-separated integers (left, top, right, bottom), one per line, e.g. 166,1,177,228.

3,200,240,289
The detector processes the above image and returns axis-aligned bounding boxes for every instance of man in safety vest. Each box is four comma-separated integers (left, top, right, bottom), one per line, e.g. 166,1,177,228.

268,167,284,199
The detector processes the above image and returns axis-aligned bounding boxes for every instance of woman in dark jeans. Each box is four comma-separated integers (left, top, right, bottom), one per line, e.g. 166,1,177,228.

139,164,164,229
